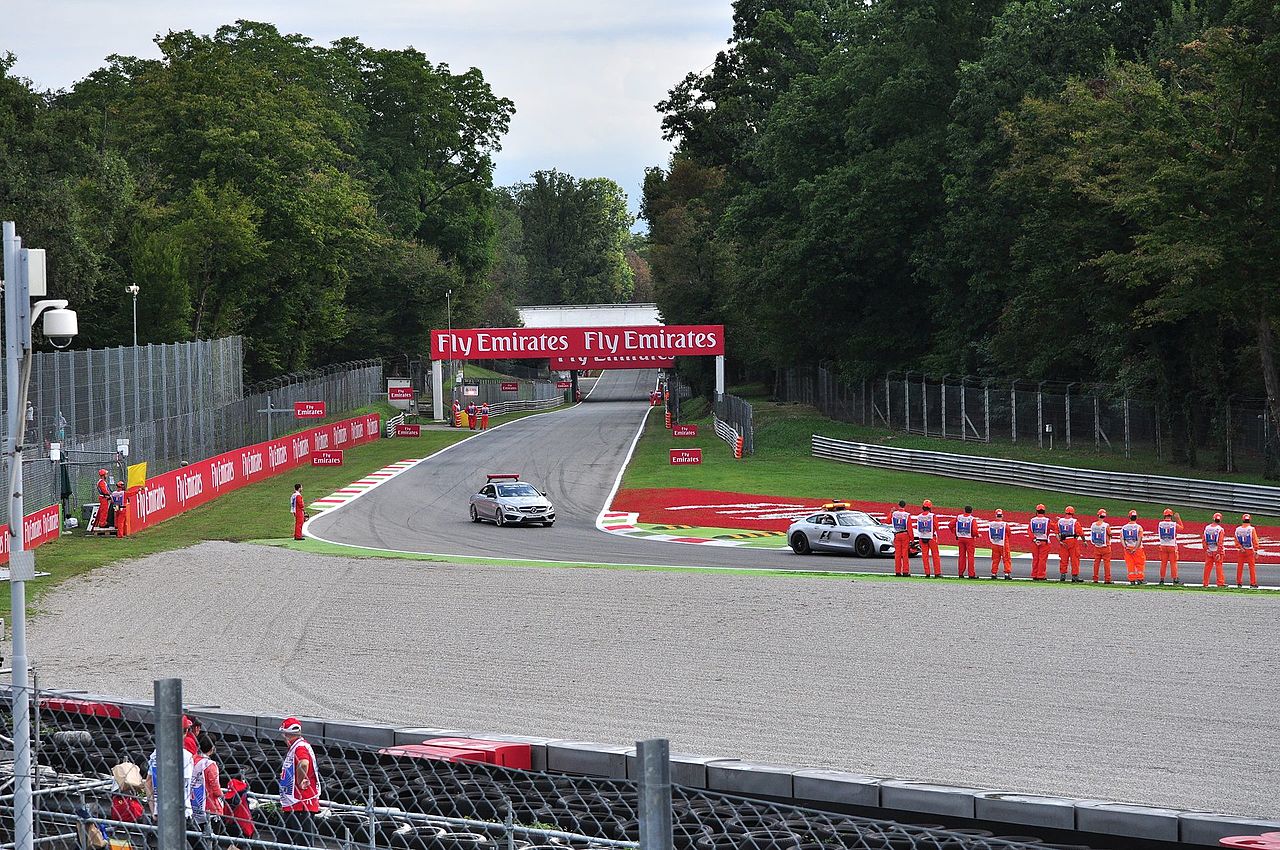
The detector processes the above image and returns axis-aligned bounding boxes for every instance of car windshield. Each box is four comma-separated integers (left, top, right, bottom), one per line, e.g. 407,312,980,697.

497,482,540,498
836,512,875,527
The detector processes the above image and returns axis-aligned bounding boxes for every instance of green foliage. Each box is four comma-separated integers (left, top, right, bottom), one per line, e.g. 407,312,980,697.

1,22,515,377
507,169,635,305
647,0,1280,472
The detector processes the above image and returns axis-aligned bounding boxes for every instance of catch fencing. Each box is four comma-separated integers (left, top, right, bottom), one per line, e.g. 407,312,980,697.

0,337,383,526
2,689,1045,850
713,394,754,456
812,435,1280,514
778,365,1274,475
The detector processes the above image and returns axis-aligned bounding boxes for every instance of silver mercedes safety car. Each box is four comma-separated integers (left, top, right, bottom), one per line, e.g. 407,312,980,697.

469,474,556,527
787,502,909,558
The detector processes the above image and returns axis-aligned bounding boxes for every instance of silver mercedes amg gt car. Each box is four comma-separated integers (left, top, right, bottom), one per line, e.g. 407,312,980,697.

787,504,901,557
469,474,556,527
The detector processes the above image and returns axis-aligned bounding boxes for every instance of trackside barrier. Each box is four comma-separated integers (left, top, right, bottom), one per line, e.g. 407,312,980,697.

123,413,381,535
813,435,1280,514
0,503,61,566
486,396,560,416
713,415,744,459
386,413,406,436
10,688,1277,848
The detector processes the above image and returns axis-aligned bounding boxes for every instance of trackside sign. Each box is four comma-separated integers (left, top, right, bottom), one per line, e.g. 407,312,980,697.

312,450,344,466
431,325,725,361
551,356,676,370
672,424,699,438
0,504,61,566
295,401,327,418
670,449,703,465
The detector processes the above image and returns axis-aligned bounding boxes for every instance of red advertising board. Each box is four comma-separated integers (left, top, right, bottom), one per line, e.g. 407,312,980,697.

552,356,675,370
294,401,327,419
394,424,422,437
311,450,344,466
124,412,381,535
500,381,519,392
431,325,724,361
388,386,414,401
672,424,699,438
556,380,572,389
670,448,703,465
0,504,61,566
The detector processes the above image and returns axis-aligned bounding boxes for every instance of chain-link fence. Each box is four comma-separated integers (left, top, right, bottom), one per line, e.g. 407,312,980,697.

777,365,1273,475
0,338,383,526
0,690,1048,850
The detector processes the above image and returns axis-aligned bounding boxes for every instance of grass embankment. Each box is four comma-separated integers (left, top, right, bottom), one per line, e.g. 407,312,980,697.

623,391,1280,524
28,404,561,607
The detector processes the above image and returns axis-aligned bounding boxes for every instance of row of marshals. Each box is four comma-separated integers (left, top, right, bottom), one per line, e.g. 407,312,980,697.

450,400,492,430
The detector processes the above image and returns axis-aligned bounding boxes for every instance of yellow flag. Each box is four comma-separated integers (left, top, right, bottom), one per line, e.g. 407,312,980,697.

127,462,148,489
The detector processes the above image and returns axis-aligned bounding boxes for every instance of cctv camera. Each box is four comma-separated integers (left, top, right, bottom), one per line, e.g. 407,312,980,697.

42,308,78,349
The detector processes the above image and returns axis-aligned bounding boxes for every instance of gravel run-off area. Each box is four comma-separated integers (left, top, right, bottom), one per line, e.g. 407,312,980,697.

25,542,1280,819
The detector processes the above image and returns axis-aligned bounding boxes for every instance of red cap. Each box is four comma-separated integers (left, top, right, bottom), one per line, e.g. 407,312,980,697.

1242,514,1252,523
1035,504,1046,512
182,715,193,729
1097,509,1107,518
1213,513,1222,521
98,469,108,477
922,499,932,508
1065,506,1075,515
279,717,302,734
1163,509,1173,517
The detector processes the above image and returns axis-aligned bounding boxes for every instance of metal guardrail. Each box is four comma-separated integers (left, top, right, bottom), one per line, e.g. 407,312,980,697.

812,435,1280,514
487,396,561,416
385,413,406,436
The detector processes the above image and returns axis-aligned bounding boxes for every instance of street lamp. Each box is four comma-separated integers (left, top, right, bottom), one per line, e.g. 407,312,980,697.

3,221,79,850
126,283,140,346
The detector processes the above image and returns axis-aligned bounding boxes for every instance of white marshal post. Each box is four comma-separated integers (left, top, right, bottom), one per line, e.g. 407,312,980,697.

431,359,444,421
715,354,725,400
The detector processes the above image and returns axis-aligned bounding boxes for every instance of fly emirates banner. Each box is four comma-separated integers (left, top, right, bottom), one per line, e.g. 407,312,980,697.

431,325,725,361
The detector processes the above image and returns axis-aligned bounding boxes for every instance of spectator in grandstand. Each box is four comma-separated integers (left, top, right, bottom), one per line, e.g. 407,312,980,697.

987,509,1012,579
1156,509,1184,585
1056,506,1083,583
279,717,320,847
914,500,941,578
1028,505,1052,580
1121,511,1146,585
1089,510,1113,584
890,500,912,577
1234,514,1259,588
1203,513,1227,588
291,483,306,541
954,506,976,579
191,733,224,844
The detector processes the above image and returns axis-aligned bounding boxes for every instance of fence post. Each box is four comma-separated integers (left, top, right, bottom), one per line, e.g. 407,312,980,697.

941,377,947,440
636,739,673,850
921,375,928,436
154,678,184,850
1064,384,1072,450
1225,401,1233,472
903,375,910,431
885,377,891,429
984,382,990,443
1124,395,1131,459
960,379,967,442
1011,382,1017,444
1095,394,1101,450
1037,382,1044,449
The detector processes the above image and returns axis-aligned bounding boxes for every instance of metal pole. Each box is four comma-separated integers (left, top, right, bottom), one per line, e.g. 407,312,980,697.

941,376,948,440
1095,394,1101,450
1124,395,1131,459
154,678,183,850
266,395,273,441
903,373,910,431
960,378,966,441
1037,381,1045,449
984,382,990,443
921,375,928,436
885,377,891,429
132,292,137,347
636,739,673,850
1010,382,1017,444
1065,384,1073,450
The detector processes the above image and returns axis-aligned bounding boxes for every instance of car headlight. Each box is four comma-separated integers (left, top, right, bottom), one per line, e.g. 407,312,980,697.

874,531,891,541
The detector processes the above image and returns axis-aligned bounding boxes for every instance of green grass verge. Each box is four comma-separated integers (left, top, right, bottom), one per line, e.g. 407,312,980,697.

258,537,1268,592
25,404,563,609
622,401,1280,525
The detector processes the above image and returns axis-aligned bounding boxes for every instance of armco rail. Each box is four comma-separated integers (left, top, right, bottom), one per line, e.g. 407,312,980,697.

20,688,1280,846
812,435,1280,514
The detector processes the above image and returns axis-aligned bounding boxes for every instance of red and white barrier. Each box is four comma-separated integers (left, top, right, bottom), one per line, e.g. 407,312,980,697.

0,504,62,566
123,412,381,535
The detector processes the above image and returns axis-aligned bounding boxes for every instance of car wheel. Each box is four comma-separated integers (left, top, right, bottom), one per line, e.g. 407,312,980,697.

496,509,506,527
469,504,480,523
790,533,811,555
854,535,874,558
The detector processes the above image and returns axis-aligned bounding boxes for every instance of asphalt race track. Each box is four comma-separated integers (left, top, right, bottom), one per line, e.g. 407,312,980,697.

310,369,1280,583
309,369,905,573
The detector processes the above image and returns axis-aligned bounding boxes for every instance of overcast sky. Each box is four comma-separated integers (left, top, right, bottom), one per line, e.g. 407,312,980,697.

7,1,733,226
